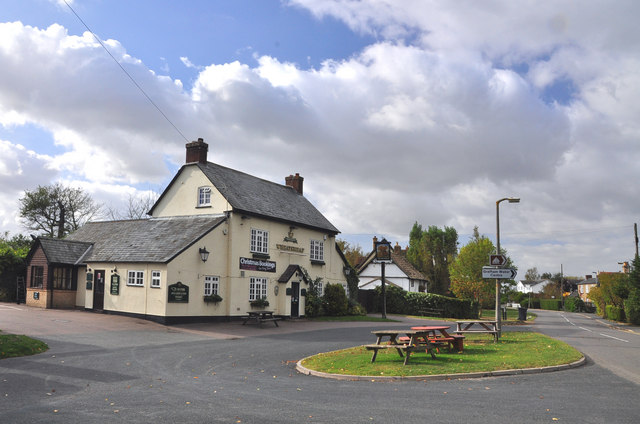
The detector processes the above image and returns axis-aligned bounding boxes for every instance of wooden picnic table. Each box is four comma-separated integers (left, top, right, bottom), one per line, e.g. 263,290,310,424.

454,320,499,342
410,325,465,352
365,329,436,365
242,310,281,327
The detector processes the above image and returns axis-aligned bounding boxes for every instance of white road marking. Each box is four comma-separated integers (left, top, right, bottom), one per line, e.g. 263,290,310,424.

579,327,593,332
599,333,629,343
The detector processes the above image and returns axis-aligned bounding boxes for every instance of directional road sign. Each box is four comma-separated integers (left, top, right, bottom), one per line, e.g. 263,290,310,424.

482,267,517,279
489,254,507,266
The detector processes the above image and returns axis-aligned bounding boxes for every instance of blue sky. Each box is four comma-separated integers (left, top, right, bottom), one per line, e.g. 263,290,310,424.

1,0,639,278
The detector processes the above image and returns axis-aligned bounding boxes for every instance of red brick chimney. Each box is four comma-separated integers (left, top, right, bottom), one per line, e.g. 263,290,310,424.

372,236,378,251
394,242,402,253
186,138,208,164
285,173,304,195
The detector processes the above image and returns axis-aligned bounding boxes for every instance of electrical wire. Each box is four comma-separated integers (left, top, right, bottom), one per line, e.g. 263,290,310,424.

63,0,189,143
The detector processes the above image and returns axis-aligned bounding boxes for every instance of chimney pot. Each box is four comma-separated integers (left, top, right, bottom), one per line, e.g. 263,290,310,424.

285,173,304,195
186,138,209,164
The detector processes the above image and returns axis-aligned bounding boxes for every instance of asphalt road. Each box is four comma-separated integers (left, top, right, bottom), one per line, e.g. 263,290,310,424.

1,304,638,423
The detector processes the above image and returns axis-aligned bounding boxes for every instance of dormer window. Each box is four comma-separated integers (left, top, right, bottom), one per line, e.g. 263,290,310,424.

198,186,211,207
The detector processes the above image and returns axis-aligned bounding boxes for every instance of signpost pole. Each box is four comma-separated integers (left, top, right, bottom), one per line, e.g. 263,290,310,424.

381,261,387,319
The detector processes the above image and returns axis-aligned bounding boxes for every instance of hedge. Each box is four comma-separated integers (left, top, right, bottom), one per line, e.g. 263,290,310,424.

605,304,626,322
563,297,585,312
372,285,478,319
539,299,562,310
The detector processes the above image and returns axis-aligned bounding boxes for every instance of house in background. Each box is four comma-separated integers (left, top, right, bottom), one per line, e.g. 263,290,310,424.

24,138,350,323
356,237,428,293
577,275,598,304
515,279,551,294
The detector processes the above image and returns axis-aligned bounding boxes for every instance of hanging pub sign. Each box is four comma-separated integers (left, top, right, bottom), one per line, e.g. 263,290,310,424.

239,257,276,273
110,274,120,295
168,281,189,303
374,238,392,263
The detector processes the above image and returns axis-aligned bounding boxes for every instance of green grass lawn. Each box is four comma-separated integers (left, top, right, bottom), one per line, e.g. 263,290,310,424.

300,331,581,377
0,331,49,359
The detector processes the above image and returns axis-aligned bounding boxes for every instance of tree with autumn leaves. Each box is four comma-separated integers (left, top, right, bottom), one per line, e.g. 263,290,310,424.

448,226,517,307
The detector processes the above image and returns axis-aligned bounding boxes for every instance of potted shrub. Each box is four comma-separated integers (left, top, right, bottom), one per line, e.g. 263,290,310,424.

203,293,223,303
250,297,269,308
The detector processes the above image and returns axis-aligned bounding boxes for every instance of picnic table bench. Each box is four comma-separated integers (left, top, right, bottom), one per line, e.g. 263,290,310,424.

242,310,282,327
365,330,437,365
454,320,499,342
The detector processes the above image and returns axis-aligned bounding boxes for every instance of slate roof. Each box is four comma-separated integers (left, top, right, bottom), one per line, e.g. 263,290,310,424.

66,215,226,263
150,162,339,234
277,264,309,284
198,162,339,234
37,238,93,265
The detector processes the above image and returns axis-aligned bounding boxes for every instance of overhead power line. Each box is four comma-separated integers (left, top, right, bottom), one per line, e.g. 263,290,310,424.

63,0,189,142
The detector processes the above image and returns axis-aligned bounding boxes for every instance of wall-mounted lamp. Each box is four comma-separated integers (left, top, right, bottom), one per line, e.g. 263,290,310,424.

199,247,210,262
343,266,351,276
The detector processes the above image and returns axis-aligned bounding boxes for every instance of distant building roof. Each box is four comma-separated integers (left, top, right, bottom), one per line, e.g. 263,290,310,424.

357,247,428,282
66,215,226,263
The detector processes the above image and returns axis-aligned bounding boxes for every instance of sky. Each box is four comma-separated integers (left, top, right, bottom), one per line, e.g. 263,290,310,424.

1,0,639,279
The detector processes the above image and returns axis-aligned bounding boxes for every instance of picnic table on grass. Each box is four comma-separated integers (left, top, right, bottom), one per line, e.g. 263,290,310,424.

365,330,436,365
242,310,281,327
455,320,499,342
409,325,465,352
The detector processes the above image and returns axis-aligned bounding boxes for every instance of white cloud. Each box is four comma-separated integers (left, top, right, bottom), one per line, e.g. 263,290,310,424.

1,1,640,277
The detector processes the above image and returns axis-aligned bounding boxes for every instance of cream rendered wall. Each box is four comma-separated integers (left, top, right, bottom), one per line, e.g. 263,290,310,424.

151,165,230,217
75,267,86,307
226,213,346,317
82,262,168,315
165,224,228,317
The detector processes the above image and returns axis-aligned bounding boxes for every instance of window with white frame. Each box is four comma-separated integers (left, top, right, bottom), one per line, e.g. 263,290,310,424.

249,277,267,300
198,186,211,207
127,270,144,286
310,239,324,261
204,275,219,296
151,270,161,288
316,281,323,297
250,228,269,254
342,283,349,298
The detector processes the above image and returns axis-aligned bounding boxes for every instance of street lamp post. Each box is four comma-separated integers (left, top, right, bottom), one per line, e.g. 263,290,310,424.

496,197,519,338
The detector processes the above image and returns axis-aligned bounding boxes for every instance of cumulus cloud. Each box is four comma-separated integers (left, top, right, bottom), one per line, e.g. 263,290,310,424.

1,1,640,276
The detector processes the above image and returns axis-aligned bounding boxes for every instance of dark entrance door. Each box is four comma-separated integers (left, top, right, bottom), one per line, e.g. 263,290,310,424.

290,281,300,318
93,270,105,310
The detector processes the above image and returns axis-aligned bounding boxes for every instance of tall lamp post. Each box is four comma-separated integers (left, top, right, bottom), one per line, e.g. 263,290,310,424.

374,238,392,319
496,197,520,337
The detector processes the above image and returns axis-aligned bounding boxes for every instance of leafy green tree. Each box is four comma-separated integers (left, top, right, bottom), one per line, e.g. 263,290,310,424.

0,232,32,301
406,222,458,294
336,239,365,268
524,267,540,280
449,226,516,307
19,183,101,238
629,255,640,290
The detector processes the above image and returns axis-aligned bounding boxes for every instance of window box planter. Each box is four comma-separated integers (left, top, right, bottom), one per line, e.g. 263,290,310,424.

250,298,269,308
203,294,223,303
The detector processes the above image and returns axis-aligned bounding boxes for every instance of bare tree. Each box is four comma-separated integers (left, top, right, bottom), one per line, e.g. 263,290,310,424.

104,192,159,220
19,183,101,238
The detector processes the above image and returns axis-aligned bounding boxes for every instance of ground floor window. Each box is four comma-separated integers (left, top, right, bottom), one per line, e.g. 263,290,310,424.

204,276,219,296
316,281,323,297
52,266,74,290
127,270,144,286
249,277,267,300
151,270,161,288
30,266,43,288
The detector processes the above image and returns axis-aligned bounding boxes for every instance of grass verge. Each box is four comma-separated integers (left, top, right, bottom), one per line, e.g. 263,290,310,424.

300,331,581,377
0,331,49,359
